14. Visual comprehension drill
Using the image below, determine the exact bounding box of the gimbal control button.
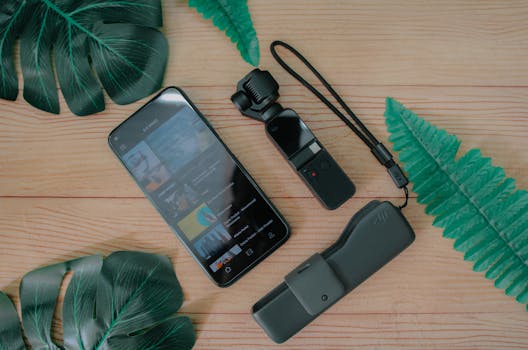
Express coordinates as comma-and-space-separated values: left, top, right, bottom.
309, 142, 321, 154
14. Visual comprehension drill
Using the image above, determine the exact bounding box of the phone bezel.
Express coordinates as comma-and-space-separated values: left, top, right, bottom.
108, 87, 290, 287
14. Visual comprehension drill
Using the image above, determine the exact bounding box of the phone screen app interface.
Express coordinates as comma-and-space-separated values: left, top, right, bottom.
118, 105, 285, 280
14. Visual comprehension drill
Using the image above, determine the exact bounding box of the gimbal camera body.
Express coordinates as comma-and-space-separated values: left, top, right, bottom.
232, 69, 355, 210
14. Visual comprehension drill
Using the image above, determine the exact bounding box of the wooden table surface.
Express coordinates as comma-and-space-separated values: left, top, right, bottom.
1, 1, 528, 349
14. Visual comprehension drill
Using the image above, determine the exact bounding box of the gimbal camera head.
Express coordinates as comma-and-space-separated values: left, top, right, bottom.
231, 69, 284, 123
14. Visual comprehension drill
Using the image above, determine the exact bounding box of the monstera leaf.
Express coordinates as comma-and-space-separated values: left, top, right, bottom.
0, 251, 195, 349
0, 292, 25, 350
189, 0, 260, 66
384, 97, 528, 311
0, 0, 168, 116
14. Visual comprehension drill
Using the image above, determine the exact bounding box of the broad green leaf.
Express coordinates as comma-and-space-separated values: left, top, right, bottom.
0, 292, 25, 350
90, 251, 194, 350
189, 0, 260, 66
20, 256, 100, 350
10, 251, 195, 349
62, 255, 103, 350
20, 2, 60, 114
384, 97, 528, 311
104, 316, 195, 350
20, 258, 71, 350
0, 1, 26, 101
1, 0, 167, 116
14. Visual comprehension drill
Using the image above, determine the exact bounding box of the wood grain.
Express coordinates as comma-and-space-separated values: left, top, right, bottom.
1, 0, 527, 349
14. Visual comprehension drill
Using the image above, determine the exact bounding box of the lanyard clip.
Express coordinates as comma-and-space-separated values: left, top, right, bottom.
371, 143, 409, 188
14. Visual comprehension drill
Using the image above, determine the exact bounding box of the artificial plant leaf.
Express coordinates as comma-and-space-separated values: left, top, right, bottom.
0, 0, 167, 116
88, 22, 168, 106
90, 251, 195, 350
62, 255, 103, 350
11, 251, 195, 349
189, 0, 260, 66
0, 1, 26, 101
384, 97, 528, 311
105, 317, 195, 350
0, 292, 26, 350
20, 2, 60, 114
20, 256, 100, 350
20, 258, 69, 350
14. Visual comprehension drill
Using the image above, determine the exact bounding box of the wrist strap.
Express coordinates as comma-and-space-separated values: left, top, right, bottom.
252, 201, 415, 343
270, 41, 409, 208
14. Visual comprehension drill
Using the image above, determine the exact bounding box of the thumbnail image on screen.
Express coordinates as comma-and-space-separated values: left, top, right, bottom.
193, 224, 232, 260
123, 141, 171, 192
177, 203, 217, 240
160, 183, 200, 219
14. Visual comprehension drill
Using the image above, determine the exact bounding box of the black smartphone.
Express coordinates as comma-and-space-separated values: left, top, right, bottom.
108, 87, 290, 287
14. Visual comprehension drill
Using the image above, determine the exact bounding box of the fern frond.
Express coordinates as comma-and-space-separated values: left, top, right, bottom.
188, 0, 260, 66
384, 97, 528, 311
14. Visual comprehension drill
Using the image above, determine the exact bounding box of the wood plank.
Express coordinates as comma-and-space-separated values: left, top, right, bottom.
1, 85, 526, 198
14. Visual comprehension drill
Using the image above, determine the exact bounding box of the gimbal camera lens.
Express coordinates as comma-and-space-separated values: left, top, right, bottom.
269, 124, 279, 133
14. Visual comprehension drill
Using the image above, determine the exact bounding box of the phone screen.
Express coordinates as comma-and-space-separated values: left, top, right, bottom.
109, 88, 289, 286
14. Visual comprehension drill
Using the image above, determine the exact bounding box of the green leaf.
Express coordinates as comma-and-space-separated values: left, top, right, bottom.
1, 0, 168, 116
90, 251, 194, 350
384, 97, 528, 311
0, 1, 26, 101
0, 292, 25, 350
20, 257, 72, 349
189, 0, 260, 66
3, 251, 196, 349
62, 255, 103, 350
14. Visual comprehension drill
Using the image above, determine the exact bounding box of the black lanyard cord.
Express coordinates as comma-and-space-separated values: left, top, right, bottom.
270, 40, 409, 209
270, 41, 378, 149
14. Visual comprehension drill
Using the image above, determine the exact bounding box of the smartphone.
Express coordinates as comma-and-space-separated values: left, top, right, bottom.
108, 87, 290, 287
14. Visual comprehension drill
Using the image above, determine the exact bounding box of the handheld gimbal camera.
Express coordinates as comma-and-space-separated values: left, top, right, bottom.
231, 69, 355, 210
